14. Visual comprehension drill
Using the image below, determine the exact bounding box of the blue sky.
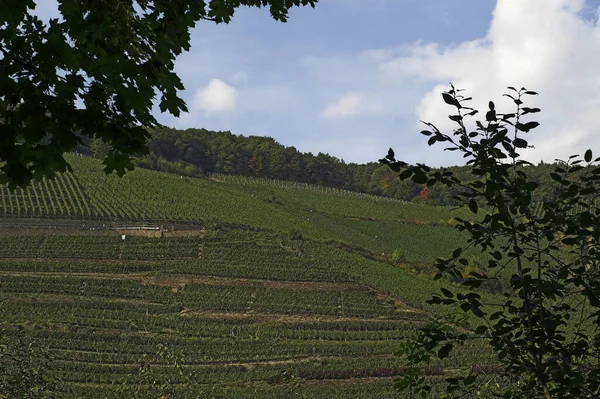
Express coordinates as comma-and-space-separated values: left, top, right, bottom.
34, 0, 600, 166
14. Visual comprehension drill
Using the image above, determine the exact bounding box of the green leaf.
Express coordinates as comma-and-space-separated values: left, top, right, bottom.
471, 303, 484, 318
437, 344, 452, 359
468, 199, 478, 214
440, 288, 454, 298
474, 325, 488, 334
485, 109, 496, 122
442, 92, 457, 107
585, 149, 592, 163
524, 181, 538, 191
412, 171, 428, 184
386, 148, 395, 160
561, 236, 578, 246
489, 311, 503, 320
464, 375, 477, 385
521, 107, 541, 114
550, 173, 562, 182
579, 211, 594, 227
399, 169, 413, 180
515, 121, 540, 132
513, 138, 528, 148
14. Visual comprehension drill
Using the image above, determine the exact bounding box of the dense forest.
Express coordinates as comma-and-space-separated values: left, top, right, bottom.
83, 127, 561, 206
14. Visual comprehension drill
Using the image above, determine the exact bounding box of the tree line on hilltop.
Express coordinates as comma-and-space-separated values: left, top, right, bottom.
83, 127, 564, 207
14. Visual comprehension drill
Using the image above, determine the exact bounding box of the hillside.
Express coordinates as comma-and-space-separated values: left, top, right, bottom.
97, 126, 559, 206
0, 155, 498, 398
2, 154, 476, 269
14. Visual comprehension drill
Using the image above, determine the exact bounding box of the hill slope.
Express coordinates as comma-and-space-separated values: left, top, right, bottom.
0, 155, 497, 398
2, 154, 473, 265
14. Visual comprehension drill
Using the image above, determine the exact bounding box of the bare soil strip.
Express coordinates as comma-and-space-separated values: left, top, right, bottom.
51, 349, 362, 368
0, 270, 360, 292
178, 309, 422, 323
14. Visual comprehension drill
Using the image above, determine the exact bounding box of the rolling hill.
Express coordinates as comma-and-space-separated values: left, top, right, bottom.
0, 154, 497, 398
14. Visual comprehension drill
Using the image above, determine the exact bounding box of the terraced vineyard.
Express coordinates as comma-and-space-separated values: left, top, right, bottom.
0, 155, 501, 397
0, 154, 472, 263
0, 229, 498, 398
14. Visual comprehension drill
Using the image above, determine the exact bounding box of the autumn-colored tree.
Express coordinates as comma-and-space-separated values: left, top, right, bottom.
419, 186, 431, 202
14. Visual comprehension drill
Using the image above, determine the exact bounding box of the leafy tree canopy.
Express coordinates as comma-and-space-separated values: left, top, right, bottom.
383, 85, 600, 398
0, 0, 318, 189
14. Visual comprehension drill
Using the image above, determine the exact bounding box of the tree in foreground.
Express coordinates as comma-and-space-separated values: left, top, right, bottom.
382, 85, 600, 398
0, 0, 318, 189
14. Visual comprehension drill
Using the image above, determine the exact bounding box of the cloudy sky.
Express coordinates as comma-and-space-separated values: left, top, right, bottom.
34, 0, 600, 166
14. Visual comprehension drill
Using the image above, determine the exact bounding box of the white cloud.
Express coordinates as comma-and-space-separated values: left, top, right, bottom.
320, 91, 383, 119
378, 0, 600, 164
230, 71, 249, 84
159, 0, 600, 166
189, 79, 239, 116
321, 92, 361, 119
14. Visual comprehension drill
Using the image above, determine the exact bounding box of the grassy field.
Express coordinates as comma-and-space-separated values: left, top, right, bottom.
0, 155, 499, 398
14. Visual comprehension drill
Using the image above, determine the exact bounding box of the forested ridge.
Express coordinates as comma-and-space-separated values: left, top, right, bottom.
85, 126, 563, 206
